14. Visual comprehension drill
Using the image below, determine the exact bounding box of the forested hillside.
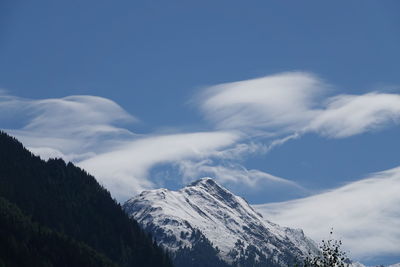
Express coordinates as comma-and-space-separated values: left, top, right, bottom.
0, 131, 172, 267
0, 196, 116, 267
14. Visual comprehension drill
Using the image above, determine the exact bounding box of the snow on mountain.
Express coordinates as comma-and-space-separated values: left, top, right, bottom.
349, 262, 366, 267
123, 178, 319, 266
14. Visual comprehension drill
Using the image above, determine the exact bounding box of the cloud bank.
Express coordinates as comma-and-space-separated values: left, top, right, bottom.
1, 71, 400, 205
0, 92, 298, 200
254, 167, 400, 260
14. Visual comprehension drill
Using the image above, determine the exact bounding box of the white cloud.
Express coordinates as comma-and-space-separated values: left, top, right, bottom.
1, 94, 136, 161
254, 167, 400, 261
307, 93, 400, 138
197, 72, 400, 139
2, 72, 400, 205
177, 159, 301, 189
78, 131, 239, 200
198, 71, 326, 133
1, 92, 249, 201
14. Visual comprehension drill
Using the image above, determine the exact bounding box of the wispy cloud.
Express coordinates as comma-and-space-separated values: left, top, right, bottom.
254, 166, 400, 260
79, 131, 240, 200
0, 92, 249, 200
197, 72, 400, 139
307, 93, 400, 138
177, 159, 301, 188
1, 71, 400, 204
1, 94, 136, 162
197, 71, 326, 133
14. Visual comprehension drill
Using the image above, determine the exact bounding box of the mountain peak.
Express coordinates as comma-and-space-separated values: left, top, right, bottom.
124, 178, 319, 267
188, 177, 219, 188
184, 177, 237, 205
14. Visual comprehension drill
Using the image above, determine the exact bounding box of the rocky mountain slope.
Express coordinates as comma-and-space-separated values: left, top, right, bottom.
124, 178, 319, 267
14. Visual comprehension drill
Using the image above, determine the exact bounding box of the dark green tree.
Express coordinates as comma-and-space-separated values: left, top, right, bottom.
0, 196, 116, 267
0, 131, 172, 267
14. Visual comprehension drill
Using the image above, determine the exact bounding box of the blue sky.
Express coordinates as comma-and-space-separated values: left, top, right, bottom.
1, 1, 400, 265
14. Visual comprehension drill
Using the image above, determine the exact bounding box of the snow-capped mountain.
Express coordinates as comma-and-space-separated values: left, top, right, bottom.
123, 178, 319, 267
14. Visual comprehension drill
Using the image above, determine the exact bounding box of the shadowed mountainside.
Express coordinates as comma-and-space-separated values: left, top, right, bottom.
0, 131, 172, 267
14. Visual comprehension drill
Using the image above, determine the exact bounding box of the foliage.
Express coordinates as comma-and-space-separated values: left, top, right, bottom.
0, 196, 116, 267
303, 231, 349, 267
0, 131, 172, 267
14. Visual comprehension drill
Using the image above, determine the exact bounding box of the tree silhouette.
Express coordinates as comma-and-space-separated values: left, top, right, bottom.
303, 230, 349, 267
0, 131, 173, 267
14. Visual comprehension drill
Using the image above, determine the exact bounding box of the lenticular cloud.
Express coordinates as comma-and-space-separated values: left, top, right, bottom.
197, 72, 400, 139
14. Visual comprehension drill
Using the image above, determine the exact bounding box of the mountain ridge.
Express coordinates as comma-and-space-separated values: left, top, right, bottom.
124, 177, 319, 267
